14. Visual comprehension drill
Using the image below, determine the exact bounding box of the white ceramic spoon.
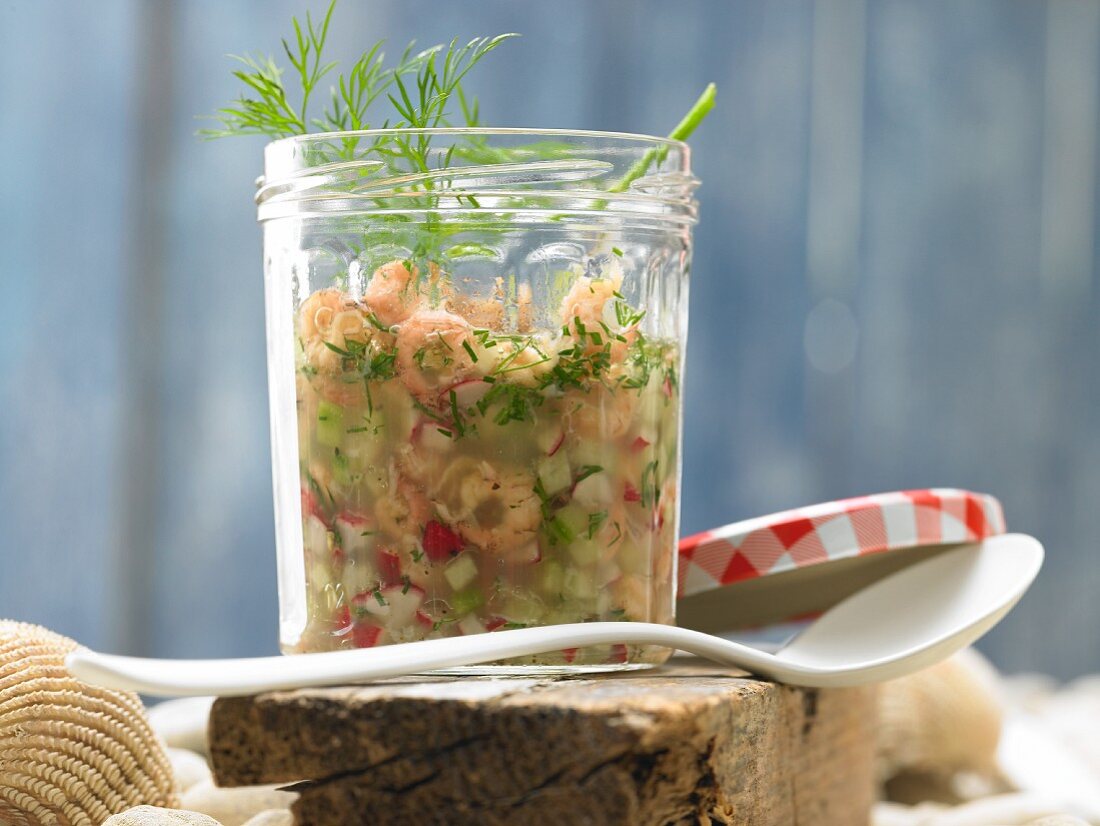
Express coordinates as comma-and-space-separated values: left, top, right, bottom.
66, 534, 1041, 697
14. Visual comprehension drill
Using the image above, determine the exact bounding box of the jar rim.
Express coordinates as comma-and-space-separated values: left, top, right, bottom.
266, 126, 690, 153
258, 127, 698, 227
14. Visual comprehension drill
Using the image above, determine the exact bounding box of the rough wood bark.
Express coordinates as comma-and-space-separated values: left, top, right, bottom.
208, 660, 874, 825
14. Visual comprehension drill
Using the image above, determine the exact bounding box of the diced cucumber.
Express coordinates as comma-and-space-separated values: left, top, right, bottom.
549, 503, 588, 545
568, 441, 615, 471
451, 588, 484, 616
567, 537, 602, 567
537, 452, 572, 497
539, 560, 564, 596
316, 401, 344, 447
499, 590, 545, 624
332, 451, 354, 487
458, 614, 487, 635
562, 567, 597, 601
444, 553, 478, 591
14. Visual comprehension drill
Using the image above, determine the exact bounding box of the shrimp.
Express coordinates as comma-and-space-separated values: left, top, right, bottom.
612, 575, 652, 620
375, 476, 431, 543
566, 384, 638, 440
298, 288, 373, 374
560, 273, 624, 330
430, 458, 541, 555
492, 334, 557, 388
362, 260, 423, 327
559, 274, 638, 359
394, 309, 481, 400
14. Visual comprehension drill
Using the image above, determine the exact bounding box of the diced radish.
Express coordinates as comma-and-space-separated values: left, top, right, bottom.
359, 584, 426, 629
444, 379, 491, 411
536, 424, 565, 456
631, 435, 651, 452
458, 614, 487, 636
653, 505, 666, 532
512, 541, 541, 564
415, 610, 434, 629
377, 549, 402, 585
485, 616, 507, 632
572, 473, 613, 508
419, 421, 455, 452
302, 514, 330, 557
662, 375, 674, 399
422, 520, 464, 560
623, 483, 642, 503
562, 647, 578, 664
352, 622, 384, 648
335, 511, 375, 556
301, 488, 327, 522
342, 559, 379, 599
537, 452, 572, 497
444, 553, 478, 590
609, 643, 628, 664
334, 604, 352, 632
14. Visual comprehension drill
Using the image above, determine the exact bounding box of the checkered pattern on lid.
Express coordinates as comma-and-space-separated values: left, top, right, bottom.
677, 489, 1005, 599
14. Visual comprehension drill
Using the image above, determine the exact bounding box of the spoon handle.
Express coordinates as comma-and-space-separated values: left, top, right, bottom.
66, 622, 785, 697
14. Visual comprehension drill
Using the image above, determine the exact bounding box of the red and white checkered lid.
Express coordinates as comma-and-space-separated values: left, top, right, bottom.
677, 488, 1005, 599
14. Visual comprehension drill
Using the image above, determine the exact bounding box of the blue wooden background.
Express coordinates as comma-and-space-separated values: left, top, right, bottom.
2, 0, 1098, 678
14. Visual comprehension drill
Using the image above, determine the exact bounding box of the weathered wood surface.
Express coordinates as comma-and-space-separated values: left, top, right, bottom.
208, 660, 875, 825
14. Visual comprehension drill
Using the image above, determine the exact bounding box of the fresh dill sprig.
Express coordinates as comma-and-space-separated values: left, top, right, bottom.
200, 1, 338, 138
200, 0, 516, 143
608, 82, 717, 193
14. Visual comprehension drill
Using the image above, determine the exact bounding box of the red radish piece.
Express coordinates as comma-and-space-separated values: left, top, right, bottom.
302, 513, 330, 557
301, 487, 327, 522
359, 584, 426, 629
377, 549, 402, 585
609, 643, 628, 664
662, 375, 674, 399
624, 483, 642, 503
485, 616, 507, 632
537, 424, 565, 456
517, 542, 541, 564
444, 379, 491, 411
352, 622, 384, 648
631, 435, 651, 452
562, 647, 578, 664
415, 610, 434, 629
334, 605, 352, 632
416, 419, 455, 452
422, 520, 464, 560
335, 511, 374, 555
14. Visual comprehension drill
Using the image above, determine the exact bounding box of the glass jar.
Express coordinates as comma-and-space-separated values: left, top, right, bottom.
258, 128, 698, 670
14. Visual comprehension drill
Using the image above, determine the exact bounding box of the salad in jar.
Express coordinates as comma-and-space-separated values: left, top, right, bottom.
294, 260, 680, 664
208, 0, 711, 668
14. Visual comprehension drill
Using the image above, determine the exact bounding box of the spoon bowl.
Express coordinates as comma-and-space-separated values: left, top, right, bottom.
66, 534, 1042, 696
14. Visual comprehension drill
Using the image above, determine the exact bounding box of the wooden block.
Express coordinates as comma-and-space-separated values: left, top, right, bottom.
209, 660, 875, 825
